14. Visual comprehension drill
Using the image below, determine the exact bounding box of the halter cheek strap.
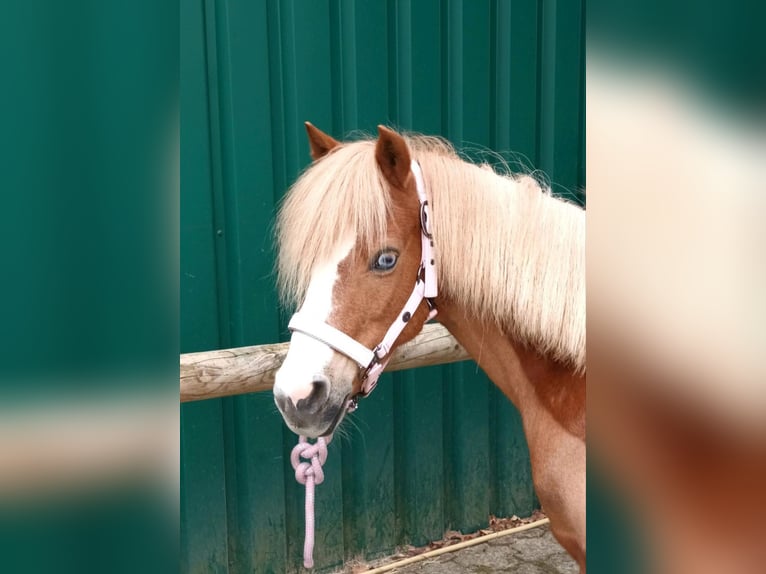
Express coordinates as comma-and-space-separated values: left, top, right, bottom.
287, 159, 437, 403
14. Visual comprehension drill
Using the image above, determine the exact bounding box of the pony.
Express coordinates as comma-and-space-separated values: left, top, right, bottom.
273, 123, 586, 571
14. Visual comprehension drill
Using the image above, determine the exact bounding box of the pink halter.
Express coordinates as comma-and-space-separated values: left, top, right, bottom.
288, 159, 437, 406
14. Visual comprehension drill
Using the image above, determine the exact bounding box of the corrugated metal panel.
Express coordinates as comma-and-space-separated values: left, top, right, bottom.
181, 1, 584, 572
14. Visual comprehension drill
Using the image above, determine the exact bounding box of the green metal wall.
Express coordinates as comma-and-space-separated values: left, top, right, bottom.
181, 1, 584, 572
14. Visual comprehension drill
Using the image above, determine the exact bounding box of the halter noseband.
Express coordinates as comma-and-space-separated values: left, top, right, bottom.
287, 159, 437, 408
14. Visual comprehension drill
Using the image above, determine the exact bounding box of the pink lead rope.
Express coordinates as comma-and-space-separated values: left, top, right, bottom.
290, 435, 330, 569
288, 160, 437, 568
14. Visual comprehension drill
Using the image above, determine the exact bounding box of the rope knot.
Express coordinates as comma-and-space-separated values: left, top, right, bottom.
290, 436, 328, 485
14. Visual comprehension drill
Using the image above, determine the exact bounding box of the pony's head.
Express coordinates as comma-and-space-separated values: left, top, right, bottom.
273, 124, 435, 437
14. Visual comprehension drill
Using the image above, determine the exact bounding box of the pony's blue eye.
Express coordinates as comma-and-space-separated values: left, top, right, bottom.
372, 250, 398, 272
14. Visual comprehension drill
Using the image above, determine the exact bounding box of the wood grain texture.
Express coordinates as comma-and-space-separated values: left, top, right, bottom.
180, 323, 470, 402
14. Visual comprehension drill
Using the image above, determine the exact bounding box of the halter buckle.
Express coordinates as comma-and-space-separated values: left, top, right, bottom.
360, 348, 381, 385
420, 200, 433, 238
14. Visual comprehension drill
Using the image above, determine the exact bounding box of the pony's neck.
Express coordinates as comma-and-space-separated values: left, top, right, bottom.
420, 153, 586, 372
436, 303, 586, 439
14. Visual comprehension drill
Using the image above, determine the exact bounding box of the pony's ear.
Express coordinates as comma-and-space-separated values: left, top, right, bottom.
375, 125, 412, 190
305, 121, 341, 161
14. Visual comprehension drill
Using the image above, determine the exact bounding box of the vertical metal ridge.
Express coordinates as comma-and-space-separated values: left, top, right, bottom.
339, 0, 358, 130
221, 398, 241, 574
493, 0, 511, 152
395, 1, 412, 127
393, 369, 406, 542
540, 0, 558, 178
488, 0, 497, 150
438, 0, 448, 134
329, 1, 343, 135
279, 1, 299, 180
442, 363, 458, 530
203, 0, 232, 351
444, 0, 464, 141
340, 435, 355, 561
213, 0, 245, 348
534, 0, 544, 168
385, 0, 398, 124
266, 0, 286, 209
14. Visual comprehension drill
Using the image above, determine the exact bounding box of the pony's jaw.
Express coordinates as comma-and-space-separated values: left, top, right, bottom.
274, 237, 355, 437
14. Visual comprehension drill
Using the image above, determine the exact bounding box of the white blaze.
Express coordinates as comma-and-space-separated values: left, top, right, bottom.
274, 237, 354, 404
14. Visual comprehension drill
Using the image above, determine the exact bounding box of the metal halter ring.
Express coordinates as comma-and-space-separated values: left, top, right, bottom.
419, 200, 433, 239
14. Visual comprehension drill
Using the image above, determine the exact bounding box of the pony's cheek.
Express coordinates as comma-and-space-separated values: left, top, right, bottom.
325, 352, 362, 394
398, 303, 433, 345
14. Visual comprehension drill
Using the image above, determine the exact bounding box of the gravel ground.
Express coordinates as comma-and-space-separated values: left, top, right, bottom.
333, 523, 577, 574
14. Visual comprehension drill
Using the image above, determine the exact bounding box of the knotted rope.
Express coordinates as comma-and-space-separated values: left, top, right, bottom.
290, 434, 331, 569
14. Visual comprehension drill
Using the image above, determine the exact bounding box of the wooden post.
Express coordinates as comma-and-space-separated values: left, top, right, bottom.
180, 323, 470, 402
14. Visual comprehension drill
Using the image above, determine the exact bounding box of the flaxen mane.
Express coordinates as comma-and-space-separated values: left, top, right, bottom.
276, 135, 585, 371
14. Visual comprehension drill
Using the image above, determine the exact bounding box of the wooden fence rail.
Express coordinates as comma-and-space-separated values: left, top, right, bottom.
180, 323, 471, 402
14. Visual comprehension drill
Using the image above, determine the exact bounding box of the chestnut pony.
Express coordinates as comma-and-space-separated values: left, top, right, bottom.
273, 124, 586, 571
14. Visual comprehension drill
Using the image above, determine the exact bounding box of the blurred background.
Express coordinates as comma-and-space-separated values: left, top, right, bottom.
588, 1, 766, 573
0, 1, 178, 573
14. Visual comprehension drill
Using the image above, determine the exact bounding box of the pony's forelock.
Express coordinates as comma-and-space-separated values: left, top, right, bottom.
276, 140, 391, 308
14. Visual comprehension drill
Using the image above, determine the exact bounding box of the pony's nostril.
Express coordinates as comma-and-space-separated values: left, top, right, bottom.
273, 388, 292, 414
297, 375, 330, 413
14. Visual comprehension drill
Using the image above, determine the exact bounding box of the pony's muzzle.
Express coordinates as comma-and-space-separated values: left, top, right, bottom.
274, 374, 330, 413
273, 374, 343, 437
